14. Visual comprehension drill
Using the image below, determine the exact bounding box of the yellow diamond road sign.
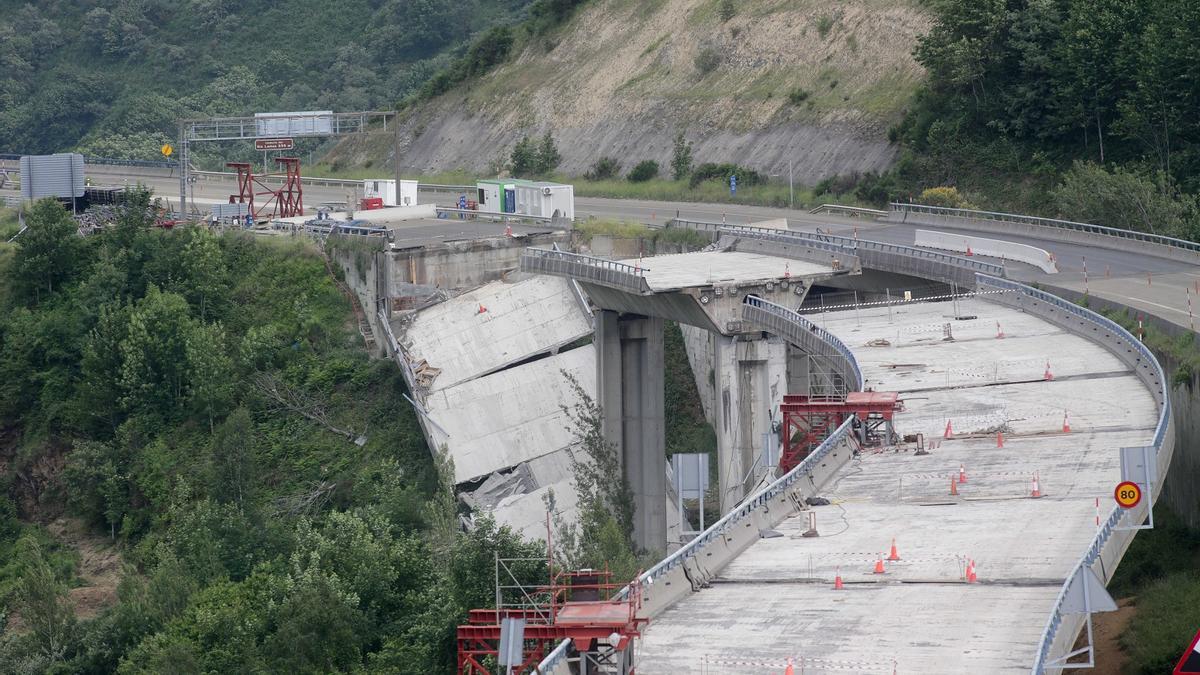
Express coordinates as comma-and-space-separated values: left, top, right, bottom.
161, 144, 173, 157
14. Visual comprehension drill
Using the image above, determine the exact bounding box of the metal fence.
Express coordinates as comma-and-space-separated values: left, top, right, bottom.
891, 202, 1200, 255
520, 248, 650, 294
975, 275, 1171, 674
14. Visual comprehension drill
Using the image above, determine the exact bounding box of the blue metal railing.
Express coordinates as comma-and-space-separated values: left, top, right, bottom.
977, 275, 1170, 674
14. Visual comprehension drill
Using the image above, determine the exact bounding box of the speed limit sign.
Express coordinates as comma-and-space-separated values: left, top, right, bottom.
1115, 481, 1142, 509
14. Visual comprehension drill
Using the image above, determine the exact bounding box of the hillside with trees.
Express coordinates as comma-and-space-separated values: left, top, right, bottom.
0, 0, 532, 160
0, 197, 556, 672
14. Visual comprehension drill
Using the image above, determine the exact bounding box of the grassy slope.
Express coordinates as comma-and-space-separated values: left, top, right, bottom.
462, 0, 928, 133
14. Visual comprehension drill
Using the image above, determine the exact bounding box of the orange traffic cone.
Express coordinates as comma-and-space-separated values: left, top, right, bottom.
873, 555, 886, 575
477, 303, 487, 314
833, 567, 844, 590
1031, 472, 1043, 498
887, 538, 901, 562
966, 559, 977, 583
965, 244, 974, 256
943, 419, 954, 439
784, 657, 795, 675
949, 476, 959, 496
958, 463, 968, 484
504, 224, 513, 237
996, 431, 1004, 448
1043, 360, 1054, 381
996, 321, 1005, 339
1062, 412, 1071, 434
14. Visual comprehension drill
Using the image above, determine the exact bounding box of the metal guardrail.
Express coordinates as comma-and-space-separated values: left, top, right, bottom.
809, 203, 888, 217
668, 217, 1005, 280
613, 301, 862, 601
617, 416, 857, 599
521, 248, 650, 294
892, 202, 1200, 255
434, 206, 563, 225
742, 295, 863, 391
536, 638, 574, 673
974, 275, 1170, 674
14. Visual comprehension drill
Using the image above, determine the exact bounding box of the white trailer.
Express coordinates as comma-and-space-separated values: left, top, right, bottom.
364, 179, 418, 207
514, 181, 574, 220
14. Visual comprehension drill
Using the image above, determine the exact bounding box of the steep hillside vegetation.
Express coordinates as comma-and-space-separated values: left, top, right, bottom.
0, 0, 531, 159
367, 0, 930, 183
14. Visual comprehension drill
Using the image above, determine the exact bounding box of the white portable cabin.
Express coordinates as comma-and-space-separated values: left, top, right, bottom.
514, 181, 574, 220
363, 179, 418, 207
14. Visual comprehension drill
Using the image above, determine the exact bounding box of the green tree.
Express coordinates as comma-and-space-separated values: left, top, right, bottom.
671, 131, 693, 180
510, 135, 538, 177
537, 131, 561, 174
177, 226, 229, 322
10, 198, 80, 303
63, 440, 128, 539
263, 573, 365, 674
553, 373, 640, 578
209, 408, 257, 508
1050, 161, 1198, 237
118, 286, 196, 420
185, 322, 234, 431
16, 535, 75, 661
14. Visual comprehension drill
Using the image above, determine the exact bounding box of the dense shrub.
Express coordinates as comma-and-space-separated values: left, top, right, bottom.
627, 160, 659, 182
586, 157, 620, 180
689, 162, 763, 188
694, 45, 721, 75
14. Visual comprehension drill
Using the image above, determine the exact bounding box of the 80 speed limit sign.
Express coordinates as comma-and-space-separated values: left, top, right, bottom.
1115, 481, 1142, 509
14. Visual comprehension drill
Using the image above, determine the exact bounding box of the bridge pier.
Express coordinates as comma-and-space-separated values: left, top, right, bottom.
595, 310, 666, 552
711, 334, 789, 512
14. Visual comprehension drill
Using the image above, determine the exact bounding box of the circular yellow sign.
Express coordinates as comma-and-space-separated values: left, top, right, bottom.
161, 144, 174, 157
1114, 481, 1142, 509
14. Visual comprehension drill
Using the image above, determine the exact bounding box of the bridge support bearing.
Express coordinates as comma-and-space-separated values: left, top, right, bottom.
595, 310, 667, 551
713, 335, 788, 512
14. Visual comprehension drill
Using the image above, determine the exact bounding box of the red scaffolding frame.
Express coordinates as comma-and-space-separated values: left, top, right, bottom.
779, 391, 902, 472
225, 157, 304, 220
457, 564, 645, 674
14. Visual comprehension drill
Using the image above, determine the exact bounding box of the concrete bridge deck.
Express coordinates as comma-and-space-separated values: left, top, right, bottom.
638, 296, 1158, 673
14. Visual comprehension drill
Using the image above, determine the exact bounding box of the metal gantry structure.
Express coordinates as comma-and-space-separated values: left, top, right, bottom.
176, 111, 394, 217
778, 391, 901, 472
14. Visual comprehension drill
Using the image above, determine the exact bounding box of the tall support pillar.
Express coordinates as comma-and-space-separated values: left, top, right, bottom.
594, 311, 666, 552
714, 335, 788, 512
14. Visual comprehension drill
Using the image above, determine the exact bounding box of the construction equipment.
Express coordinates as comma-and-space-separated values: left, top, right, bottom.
778, 391, 902, 472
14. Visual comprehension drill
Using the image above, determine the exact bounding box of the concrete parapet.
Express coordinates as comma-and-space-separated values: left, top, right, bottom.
916, 228, 1058, 273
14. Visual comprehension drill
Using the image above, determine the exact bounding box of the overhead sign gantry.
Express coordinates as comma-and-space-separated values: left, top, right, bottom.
176, 110, 395, 216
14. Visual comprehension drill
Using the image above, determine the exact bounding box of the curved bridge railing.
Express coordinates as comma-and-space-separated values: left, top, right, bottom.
725, 225, 1004, 286
742, 295, 863, 393
664, 218, 1003, 286
520, 248, 650, 294
891, 203, 1200, 264
976, 275, 1172, 674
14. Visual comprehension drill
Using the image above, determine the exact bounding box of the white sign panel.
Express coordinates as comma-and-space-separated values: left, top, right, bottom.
254, 111, 333, 137
20, 153, 85, 199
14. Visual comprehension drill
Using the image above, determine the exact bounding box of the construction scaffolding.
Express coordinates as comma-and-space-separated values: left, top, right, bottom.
457, 553, 646, 674
778, 391, 902, 473
225, 158, 304, 219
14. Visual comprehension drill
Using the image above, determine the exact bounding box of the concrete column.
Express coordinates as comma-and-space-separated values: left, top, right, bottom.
594, 311, 667, 552
714, 335, 789, 512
